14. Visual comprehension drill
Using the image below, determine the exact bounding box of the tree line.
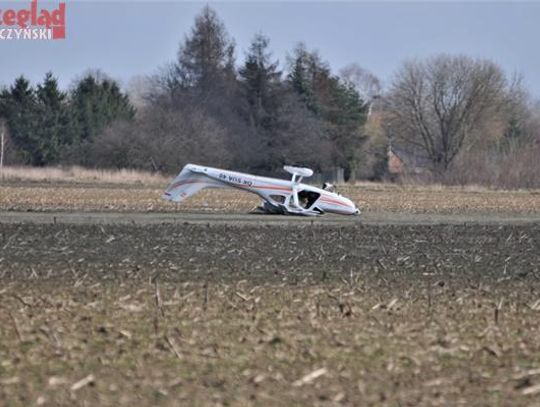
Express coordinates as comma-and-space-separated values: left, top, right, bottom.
0, 7, 369, 180
0, 72, 134, 167
1, 6, 538, 187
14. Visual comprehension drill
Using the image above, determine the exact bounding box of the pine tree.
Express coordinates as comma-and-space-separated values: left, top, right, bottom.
0, 76, 40, 164
35, 72, 71, 163
239, 34, 281, 130
329, 80, 369, 180
287, 44, 319, 114
70, 73, 135, 143
287, 44, 369, 180
176, 6, 236, 91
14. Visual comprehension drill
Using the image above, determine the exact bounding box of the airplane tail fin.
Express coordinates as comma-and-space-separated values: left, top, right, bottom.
162, 164, 223, 203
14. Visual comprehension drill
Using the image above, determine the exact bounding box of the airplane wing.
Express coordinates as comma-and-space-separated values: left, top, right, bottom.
162, 164, 224, 203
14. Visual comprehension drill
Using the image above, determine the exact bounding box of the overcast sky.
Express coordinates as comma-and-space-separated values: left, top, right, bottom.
1, 1, 539, 98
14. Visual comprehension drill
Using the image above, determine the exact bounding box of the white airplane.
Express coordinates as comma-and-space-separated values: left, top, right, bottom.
162, 163, 360, 216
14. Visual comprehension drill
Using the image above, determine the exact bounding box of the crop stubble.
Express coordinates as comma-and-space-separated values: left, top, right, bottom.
1, 182, 540, 214
1, 221, 539, 406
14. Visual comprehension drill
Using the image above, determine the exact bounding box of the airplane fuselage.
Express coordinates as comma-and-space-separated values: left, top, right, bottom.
180, 164, 360, 216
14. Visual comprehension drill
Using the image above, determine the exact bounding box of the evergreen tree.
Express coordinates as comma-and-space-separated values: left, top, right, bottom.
176, 6, 236, 91
162, 6, 248, 171
0, 76, 41, 164
70, 73, 135, 143
327, 80, 369, 180
287, 44, 369, 180
287, 43, 320, 114
35, 72, 71, 163
239, 34, 281, 130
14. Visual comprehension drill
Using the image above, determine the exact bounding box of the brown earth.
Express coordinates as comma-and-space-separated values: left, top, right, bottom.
1, 221, 540, 406
1, 180, 539, 406
1, 181, 539, 215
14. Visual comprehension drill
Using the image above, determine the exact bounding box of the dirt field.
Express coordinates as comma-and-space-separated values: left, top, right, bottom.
1, 181, 540, 215
1, 180, 540, 406
1, 220, 540, 406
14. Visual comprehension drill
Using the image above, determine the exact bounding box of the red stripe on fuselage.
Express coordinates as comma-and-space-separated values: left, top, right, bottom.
319, 197, 353, 208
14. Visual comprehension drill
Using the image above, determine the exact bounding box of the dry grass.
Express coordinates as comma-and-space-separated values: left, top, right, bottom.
0, 165, 168, 185
1, 165, 539, 215
3, 164, 537, 192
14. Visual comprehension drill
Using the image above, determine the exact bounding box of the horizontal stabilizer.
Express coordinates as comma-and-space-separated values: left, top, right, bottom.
283, 165, 313, 178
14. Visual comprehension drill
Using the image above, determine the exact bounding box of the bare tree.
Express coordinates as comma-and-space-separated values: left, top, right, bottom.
386, 55, 507, 172
126, 75, 153, 109
87, 103, 234, 174
340, 63, 382, 102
